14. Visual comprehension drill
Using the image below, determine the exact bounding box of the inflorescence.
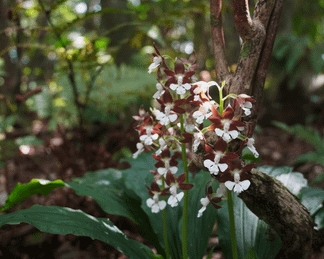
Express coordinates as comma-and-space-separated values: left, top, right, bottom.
133, 45, 259, 217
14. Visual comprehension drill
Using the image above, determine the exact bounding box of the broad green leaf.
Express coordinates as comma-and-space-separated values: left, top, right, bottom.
65, 167, 164, 256
245, 247, 257, 259
257, 166, 307, 195
294, 152, 324, 166
216, 194, 281, 259
0, 205, 152, 259
123, 153, 183, 258
0, 179, 65, 212
314, 207, 324, 230
187, 172, 218, 259
299, 187, 324, 215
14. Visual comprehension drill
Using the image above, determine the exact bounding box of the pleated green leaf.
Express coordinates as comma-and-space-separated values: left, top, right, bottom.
65, 166, 164, 256
0, 179, 65, 211
0, 205, 152, 259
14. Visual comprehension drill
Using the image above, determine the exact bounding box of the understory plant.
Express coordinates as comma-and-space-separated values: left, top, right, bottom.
1, 48, 323, 259
134, 46, 259, 259
1, 0, 324, 257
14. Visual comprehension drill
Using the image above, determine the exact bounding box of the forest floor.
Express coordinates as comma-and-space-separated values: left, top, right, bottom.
0, 123, 324, 259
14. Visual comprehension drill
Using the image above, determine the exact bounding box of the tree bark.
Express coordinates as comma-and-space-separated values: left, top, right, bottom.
209, 0, 322, 257
239, 169, 315, 258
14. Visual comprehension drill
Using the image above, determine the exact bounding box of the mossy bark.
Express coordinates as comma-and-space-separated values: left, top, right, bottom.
239, 169, 315, 259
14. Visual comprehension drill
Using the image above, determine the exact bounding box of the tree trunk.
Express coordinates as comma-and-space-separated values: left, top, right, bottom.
209, 0, 322, 257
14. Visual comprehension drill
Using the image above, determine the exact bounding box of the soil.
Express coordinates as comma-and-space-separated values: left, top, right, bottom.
0, 121, 324, 259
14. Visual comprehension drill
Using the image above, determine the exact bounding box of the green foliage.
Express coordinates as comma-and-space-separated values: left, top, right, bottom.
0, 205, 153, 259
273, 121, 324, 166
0, 179, 65, 212
271, 34, 312, 90
1, 157, 324, 258
15, 135, 44, 146
299, 187, 324, 215
27, 64, 156, 128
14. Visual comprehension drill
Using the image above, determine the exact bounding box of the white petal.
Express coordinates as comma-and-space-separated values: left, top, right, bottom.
176, 192, 184, 202
229, 130, 239, 139
167, 196, 176, 205
168, 114, 178, 122
248, 146, 259, 158
151, 134, 159, 140
139, 135, 147, 141
215, 128, 224, 137
136, 142, 144, 149
216, 184, 226, 197
197, 206, 206, 218
158, 200, 167, 210
233, 184, 244, 193
177, 86, 186, 95
144, 137, 153, 145
170, 166, 178, 174
222, 133, 231, 142
170, 84, 178, 91
204, 160, 215, 169
157, 168, 167, 176
193, 110, 202, 118
146, 198, 155, 207
153, 90, 163, 99
159, 116, 169, 125
200, 197, 210, 206
243, 108, 251, 116
156, 112, 164, 121
204, 160, 219, 175
170, 185, 177, 195
218, 163, 228, 172
183, 83, 192, 90
133, 150, 142, 159
151, 204, 160, 213
244, 101, 252, 109
240, 180, 251, 191
225, 181, 235, 191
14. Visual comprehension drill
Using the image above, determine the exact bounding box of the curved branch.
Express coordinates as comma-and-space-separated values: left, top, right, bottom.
233, 0, 253, 40
247, 0, 284, 137
228, 0, 277, 96
210, 0, 229, 83
239, 169, 315, 258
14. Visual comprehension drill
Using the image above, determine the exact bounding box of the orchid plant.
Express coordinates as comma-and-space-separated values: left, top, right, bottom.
133, 45, 259, 259
0, 46, 320, 259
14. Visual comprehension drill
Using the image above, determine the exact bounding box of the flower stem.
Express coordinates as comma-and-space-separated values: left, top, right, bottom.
161, 176, 170, 259
227, 189, 238, 259
219, 87, 224, 115
180, 113, 189, 259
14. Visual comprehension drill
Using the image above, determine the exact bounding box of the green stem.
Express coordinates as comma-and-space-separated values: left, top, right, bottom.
161, 176, 170, 259
219, 87, 224, 115
180, 113, 189, 259
227, 189, 238, 259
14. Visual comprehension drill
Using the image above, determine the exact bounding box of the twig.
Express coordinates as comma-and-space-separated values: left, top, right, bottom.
210, 0, 230, 83
15, 87, 42, 102
38, 0, 84, 128
232, 0, 253, 40
247, 0, 285, 137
